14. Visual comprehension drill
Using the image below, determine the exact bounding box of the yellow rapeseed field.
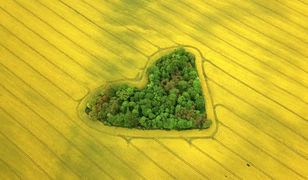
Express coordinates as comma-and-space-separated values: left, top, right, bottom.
0, 0, 307, 179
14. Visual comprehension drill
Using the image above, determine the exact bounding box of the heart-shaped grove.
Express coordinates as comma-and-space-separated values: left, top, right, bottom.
78, 46, 217, 138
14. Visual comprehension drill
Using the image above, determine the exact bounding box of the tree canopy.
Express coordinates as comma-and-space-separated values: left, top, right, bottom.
85, 48, 211, 130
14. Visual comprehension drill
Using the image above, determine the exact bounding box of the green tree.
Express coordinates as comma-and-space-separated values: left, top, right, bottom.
177, 80, 188, 91
195, 96, 205, 112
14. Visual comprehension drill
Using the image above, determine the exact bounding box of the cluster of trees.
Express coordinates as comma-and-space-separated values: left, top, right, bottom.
86, 48, 211, 130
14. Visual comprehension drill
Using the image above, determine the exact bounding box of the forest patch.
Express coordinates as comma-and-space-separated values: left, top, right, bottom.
85, 48, 211, 130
